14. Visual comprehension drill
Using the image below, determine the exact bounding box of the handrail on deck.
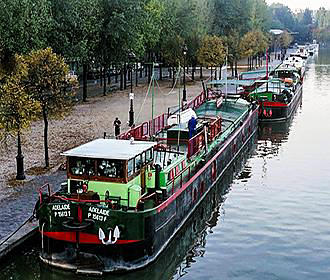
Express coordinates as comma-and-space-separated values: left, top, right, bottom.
187, 130, 205, 159
39, 183, 52, 204
119, 113, 168, 140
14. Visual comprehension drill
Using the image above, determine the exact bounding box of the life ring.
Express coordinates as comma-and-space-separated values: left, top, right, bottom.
62, 217, 95, 231
263, 108, 272, 118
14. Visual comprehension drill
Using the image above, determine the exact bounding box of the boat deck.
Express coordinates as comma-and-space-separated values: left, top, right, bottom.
157, 99, 250, 151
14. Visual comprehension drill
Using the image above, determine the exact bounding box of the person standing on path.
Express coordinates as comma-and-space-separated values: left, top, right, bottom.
114, 117, 122, 138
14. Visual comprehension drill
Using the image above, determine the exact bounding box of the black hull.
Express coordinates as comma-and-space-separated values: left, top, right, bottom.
40, 106, 259, 274
259, 84, 303, 122
39, 135, 258, 279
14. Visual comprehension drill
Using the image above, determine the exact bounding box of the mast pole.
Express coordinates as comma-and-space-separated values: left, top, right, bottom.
225, 55, 228, 102
266, 48, 269, 80
152, 62, 155, 135
266, 48, 269, 92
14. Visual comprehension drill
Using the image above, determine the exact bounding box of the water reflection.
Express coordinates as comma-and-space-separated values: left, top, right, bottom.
257, 117, 295, 158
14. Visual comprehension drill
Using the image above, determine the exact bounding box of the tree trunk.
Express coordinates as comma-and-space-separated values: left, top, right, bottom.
200, 66, 203, 79
100, 67, 103, 86
235, 59, 238, 78
108, 68, 111, 84
42, 106, 49, 168
124, 63, 127, 90
219, 64, 222, 80
231, 62, 234, 77
120, 68, 123, 90
215, 68, 217, 80
192, 65, 195, 81
148, 64, 151, 83
83, 64, 88, 102
169, 67, 172, 79
172, 67, 175, 87
159, 64, 162, 80
211, 67, 213, 79
135, 62, 138, 86
103, 67, 106, 96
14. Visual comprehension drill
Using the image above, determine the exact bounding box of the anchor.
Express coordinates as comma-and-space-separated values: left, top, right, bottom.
98, 226, 120, 245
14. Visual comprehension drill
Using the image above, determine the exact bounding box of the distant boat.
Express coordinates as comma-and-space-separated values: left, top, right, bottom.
248, 64, 303, 122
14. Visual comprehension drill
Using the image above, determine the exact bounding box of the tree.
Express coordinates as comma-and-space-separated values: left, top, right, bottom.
240, 30, 268, 69
197, 35, 226, 68
25, 48, 77, 168
49, 0, 102, 102
248, 0, 270, 32
97, 0, 147, 91
225, 31, 242, 77
0, 0, 52, 72
0, 55, 40, 179
279, 31, 293, 49
269, 3, 296, 31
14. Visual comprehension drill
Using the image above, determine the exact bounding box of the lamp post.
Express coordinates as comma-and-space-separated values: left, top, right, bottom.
16, 131, 25, 180
129, 92, 134, 127
183, 45, 188, 102
128, 52, 136, 128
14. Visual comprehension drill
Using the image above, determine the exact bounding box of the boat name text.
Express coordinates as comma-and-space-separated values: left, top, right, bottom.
88, 206, 109, 222
52, 204, 71, 217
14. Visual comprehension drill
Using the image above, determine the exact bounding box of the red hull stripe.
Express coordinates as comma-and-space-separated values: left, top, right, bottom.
42, 231, 140, 244
157, 108, 258, 212
261, 101, 287, 107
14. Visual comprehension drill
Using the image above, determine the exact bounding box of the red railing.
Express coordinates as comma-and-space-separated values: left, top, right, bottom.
39, 183, 52, 204
187, 130, 205, 158
119, 113, 168, 140
186, 91, 206, 110
149, 113, 167, 136
209, 117, 222, 142
167, 164, 192, 195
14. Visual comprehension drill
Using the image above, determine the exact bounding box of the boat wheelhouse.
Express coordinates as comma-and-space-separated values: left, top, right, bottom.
207, 79, 258, 98
239, 67, 273, 81
290, 45, 309, 60
249, 75, 302, 122
36, 90, 259, 274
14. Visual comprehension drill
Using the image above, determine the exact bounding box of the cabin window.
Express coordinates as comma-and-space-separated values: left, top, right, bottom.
135, 154, 142, 172
146, 149, 153, 162
69, 157, 95, 176
142, 152, 146, 165
70, 180, 82, 193
97, 159, 123, 178
128, 159, 134, 177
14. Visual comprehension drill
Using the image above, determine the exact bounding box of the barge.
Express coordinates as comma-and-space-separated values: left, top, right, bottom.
36, 90, 259, 274
248, 64, 303, 122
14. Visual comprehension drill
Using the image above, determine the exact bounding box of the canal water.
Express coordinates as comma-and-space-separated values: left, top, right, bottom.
1, 48, 330, 280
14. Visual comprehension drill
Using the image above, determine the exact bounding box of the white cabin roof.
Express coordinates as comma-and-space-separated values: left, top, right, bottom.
61, 139, 157, 160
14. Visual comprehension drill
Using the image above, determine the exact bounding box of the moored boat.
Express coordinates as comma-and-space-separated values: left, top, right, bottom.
35, 89, 259, 274
248, 64, 303, 122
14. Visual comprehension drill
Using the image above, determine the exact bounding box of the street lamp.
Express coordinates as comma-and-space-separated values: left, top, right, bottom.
128, 52, 136, 128
129, 92, 134, 127
183, 44, 188, 102
16, 131, 25, 180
